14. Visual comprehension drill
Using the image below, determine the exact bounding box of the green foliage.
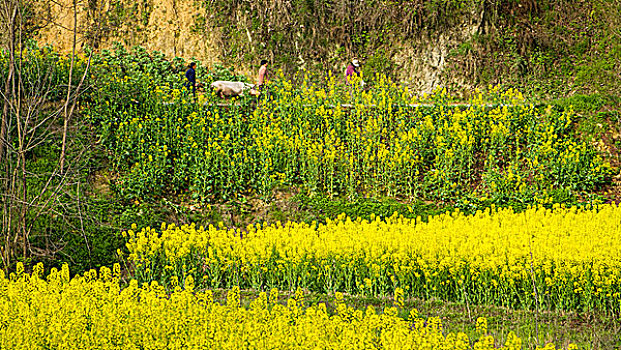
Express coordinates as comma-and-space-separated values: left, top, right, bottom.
445, 0, 621, 101
3, 42, 618, 275
549, 94, 620, 115
361, 49, 394, 81
0, 46, 132, 274
295, 194, 443, 223
83, 50, 611, 206
209, 63, 248, 83
0, 43, 84, 101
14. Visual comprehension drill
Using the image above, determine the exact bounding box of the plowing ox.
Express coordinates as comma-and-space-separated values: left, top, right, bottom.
210, 81, 259, 99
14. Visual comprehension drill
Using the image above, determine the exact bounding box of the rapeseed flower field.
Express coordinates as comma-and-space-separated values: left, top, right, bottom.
89, 62, 610, 203
0, 263, 571, 349
126, 204, 621, 313
3, 46, 615, 349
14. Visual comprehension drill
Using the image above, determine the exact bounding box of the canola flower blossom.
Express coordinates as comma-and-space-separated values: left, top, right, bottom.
126, 204, 621, 312
0, 263, 569, 349
89, 66, 610, 202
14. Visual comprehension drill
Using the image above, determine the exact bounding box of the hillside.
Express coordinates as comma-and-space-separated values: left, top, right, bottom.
0, 0, 616, 273
2, 2, 621, 347
36, 0, 621, 98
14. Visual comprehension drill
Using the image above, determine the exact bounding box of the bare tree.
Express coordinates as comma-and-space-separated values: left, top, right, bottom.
0, 0, 95, 272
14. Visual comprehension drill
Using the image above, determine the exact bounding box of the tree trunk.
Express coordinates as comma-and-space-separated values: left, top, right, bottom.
0, 1, 18, 271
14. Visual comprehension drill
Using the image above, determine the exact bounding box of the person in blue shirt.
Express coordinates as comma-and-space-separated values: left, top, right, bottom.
185, 62, 196, 96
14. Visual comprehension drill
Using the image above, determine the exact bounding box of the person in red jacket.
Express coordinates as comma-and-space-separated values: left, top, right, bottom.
345, 58, 360, 85
345, 58, 364, 100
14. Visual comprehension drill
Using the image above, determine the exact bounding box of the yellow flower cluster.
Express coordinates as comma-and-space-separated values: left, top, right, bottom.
126, 204, 621, 312
97, 73, 609, 201
0, 264, 565, 349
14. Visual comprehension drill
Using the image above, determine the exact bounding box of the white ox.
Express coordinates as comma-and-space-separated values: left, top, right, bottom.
210, 81, 260, 99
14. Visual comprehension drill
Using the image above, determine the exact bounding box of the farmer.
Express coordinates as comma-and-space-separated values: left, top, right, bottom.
345, 58, 364, 100
184, 62, 197, 96
345, 58, 361, 85
256, 59, 269, 92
